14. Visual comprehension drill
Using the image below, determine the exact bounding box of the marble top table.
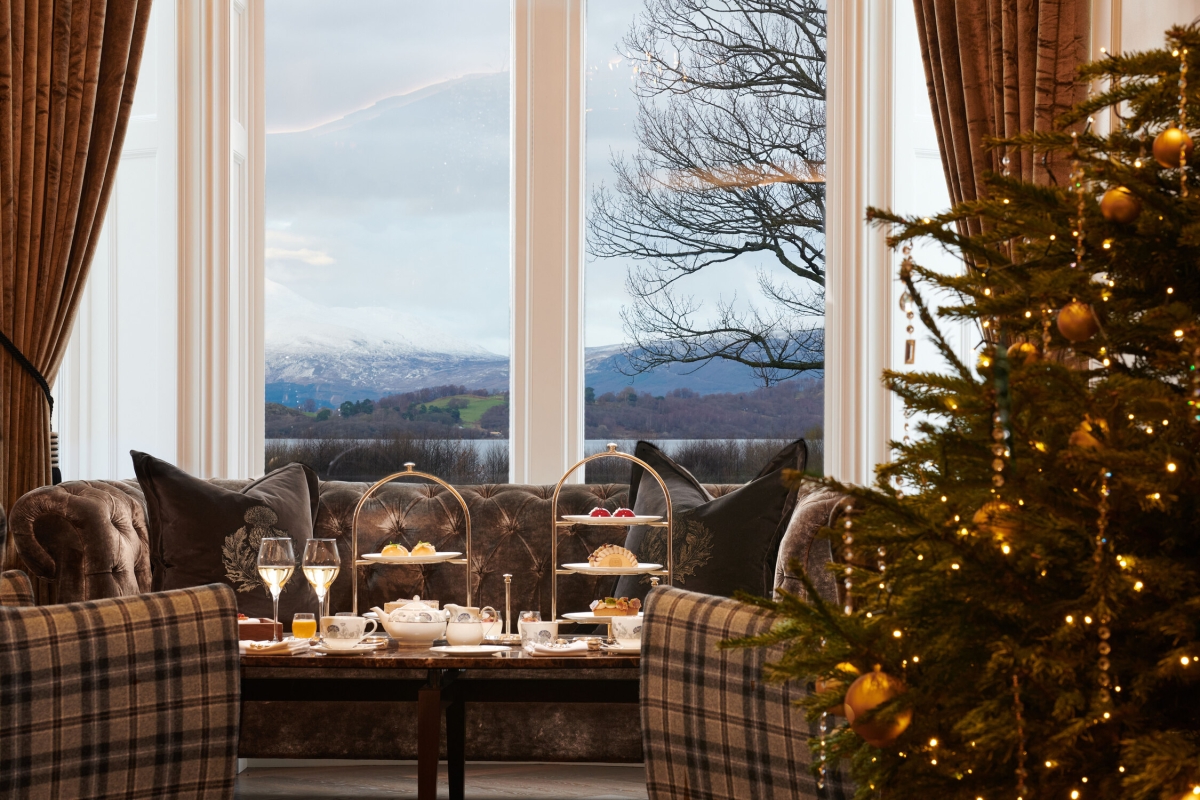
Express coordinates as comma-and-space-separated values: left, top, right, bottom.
241, 644, 641, 800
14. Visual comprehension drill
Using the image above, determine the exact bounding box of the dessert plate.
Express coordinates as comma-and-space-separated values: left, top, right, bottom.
361, 551, 462, 564
429, 645, 509, 657
311, 641, 386, 655
560, 562, 662, 576
561, 514, 662, 525
561, 611, 644, 624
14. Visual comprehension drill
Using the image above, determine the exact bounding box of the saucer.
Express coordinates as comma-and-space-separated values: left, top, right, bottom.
312, 641, 385, 655
601, 642, 642, 655
429, 645, 509, 657
484, 634, 522, 645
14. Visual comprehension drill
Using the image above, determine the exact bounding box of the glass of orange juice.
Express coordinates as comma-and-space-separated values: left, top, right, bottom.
292, 612, 317, 640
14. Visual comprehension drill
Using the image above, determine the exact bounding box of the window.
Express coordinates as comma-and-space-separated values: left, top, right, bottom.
583, 0, 827, 482
263, 0, 511, 483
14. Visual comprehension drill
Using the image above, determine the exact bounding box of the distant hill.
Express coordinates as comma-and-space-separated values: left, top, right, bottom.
265, 307, 809, 407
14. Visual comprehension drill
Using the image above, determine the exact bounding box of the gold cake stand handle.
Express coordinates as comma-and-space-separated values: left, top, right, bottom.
549, 443, 674, 622
350, 462, 473, 615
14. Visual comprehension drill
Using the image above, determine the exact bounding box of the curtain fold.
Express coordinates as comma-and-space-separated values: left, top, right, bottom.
913, 0, 1090, 236
1, 0, 153, 567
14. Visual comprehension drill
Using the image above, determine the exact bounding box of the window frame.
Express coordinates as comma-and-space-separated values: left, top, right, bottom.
58, 0, 953, 485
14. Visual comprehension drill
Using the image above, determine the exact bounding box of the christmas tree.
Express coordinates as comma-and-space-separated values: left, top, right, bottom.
731, 25, 1200, 800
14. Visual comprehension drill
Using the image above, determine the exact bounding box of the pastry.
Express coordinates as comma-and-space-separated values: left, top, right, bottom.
588, 507, 612, 518
410, 541, 437, 556
589, 597, 642, 616
381, 543, 409, 557
588, 544, 638, 568
613, 508, 636, 518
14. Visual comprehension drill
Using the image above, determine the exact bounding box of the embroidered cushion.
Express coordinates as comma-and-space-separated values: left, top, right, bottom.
612, 440, 798, 601
131, 451, 321, 621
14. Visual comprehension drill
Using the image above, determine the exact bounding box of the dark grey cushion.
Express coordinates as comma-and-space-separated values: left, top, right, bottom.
613, 441, 798, 601
132, 451, 321, 621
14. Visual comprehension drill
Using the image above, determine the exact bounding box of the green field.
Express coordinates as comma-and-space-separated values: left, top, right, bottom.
425, 394, 507, 426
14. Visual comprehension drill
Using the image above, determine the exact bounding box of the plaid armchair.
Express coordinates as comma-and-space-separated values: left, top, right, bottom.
0, 575, 241, 799
641, 586, 853, 800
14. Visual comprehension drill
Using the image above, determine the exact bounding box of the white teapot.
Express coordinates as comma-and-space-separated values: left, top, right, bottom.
370, 597, 448, 645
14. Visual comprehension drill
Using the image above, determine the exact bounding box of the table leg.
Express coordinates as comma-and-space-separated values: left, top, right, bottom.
417, 670, 442, 800
446, 686, 465, 800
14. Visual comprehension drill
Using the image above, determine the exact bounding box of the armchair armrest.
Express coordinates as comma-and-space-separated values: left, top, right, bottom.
0, 583, 241, 799
0, 570, 34, 606
641, 586, 852, 800
9, 480, 151, 603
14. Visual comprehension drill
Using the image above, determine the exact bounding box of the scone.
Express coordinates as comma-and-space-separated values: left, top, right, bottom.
588, 544, 637, 568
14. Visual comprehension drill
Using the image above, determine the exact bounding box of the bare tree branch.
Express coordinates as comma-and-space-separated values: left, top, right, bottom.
588, 0, 827, 384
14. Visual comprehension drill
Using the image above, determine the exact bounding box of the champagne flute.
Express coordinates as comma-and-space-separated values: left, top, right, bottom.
302, 538, 341, 621
257, 537, 295, 642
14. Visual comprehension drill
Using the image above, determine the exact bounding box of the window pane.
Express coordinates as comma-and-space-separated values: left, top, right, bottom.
585, 0, 827, 483
264, 1, 511, 484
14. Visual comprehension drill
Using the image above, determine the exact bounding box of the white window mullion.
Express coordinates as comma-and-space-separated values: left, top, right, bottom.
510, 0, 587, 485
177, 0, 263, 479
825, 0, 895, 486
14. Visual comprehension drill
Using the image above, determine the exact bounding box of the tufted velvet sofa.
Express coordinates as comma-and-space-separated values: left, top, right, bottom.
9, 476, 843, 763
6, 478, 748, 613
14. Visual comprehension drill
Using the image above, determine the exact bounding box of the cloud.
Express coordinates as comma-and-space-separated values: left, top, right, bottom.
265, 246, 336, 266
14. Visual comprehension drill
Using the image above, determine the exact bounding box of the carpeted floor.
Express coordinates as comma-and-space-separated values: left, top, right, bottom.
235, 762, 649, 800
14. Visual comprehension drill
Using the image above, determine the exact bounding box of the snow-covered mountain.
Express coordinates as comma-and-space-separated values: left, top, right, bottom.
265, 279, 509, 403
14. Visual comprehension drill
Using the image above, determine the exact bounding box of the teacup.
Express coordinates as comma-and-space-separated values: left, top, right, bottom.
518, 620, 559, 645
446, 620, 484, 647
610, 616, 643, 646
321, 615, 378, 650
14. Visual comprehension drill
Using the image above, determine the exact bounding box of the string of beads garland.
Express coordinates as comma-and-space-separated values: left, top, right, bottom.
817, 711, 829, 790
1057, 139, 1101, 344
1095, 470, 1115, 706
1180, 43, 1190, 197
1013, 674, 1028, 799
1153, 40, 1194, 172
842, 512, 854, 616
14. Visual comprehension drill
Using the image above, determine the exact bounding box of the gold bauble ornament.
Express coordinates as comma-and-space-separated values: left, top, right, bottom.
976, 350, 994, 373
973, 500, 1017, 540
1099, 186, 1142, 224
1069, 421, 1101, 449
1056, 301, 1100, 343
1154, 127, 1195, 168
844, 665, 912, 747
1007, 341, 1039, 365
815, 662, 860, 716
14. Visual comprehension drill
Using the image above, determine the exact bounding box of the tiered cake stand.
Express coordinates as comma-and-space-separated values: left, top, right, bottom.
350, 462, 472, 615
550, 443, 673, 623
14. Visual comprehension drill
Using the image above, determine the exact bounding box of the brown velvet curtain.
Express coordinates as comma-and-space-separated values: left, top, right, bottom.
913, 0, 1090, 235
1, 0, 153, 567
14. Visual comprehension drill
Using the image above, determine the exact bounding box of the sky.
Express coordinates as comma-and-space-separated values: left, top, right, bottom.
266, 0, 801, 359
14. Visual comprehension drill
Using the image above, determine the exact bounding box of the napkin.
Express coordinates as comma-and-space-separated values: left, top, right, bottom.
240, 639, 311, 656
524, 639, 590, 657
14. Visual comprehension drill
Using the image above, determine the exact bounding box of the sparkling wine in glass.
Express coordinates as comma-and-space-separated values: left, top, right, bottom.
257, 537, 295, 642
302, 538, 341, 621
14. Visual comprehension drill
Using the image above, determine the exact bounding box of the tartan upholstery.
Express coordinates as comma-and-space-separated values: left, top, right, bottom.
641, 586, 853, 800
0, 583, 241, 799
1, 569, 34, 607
